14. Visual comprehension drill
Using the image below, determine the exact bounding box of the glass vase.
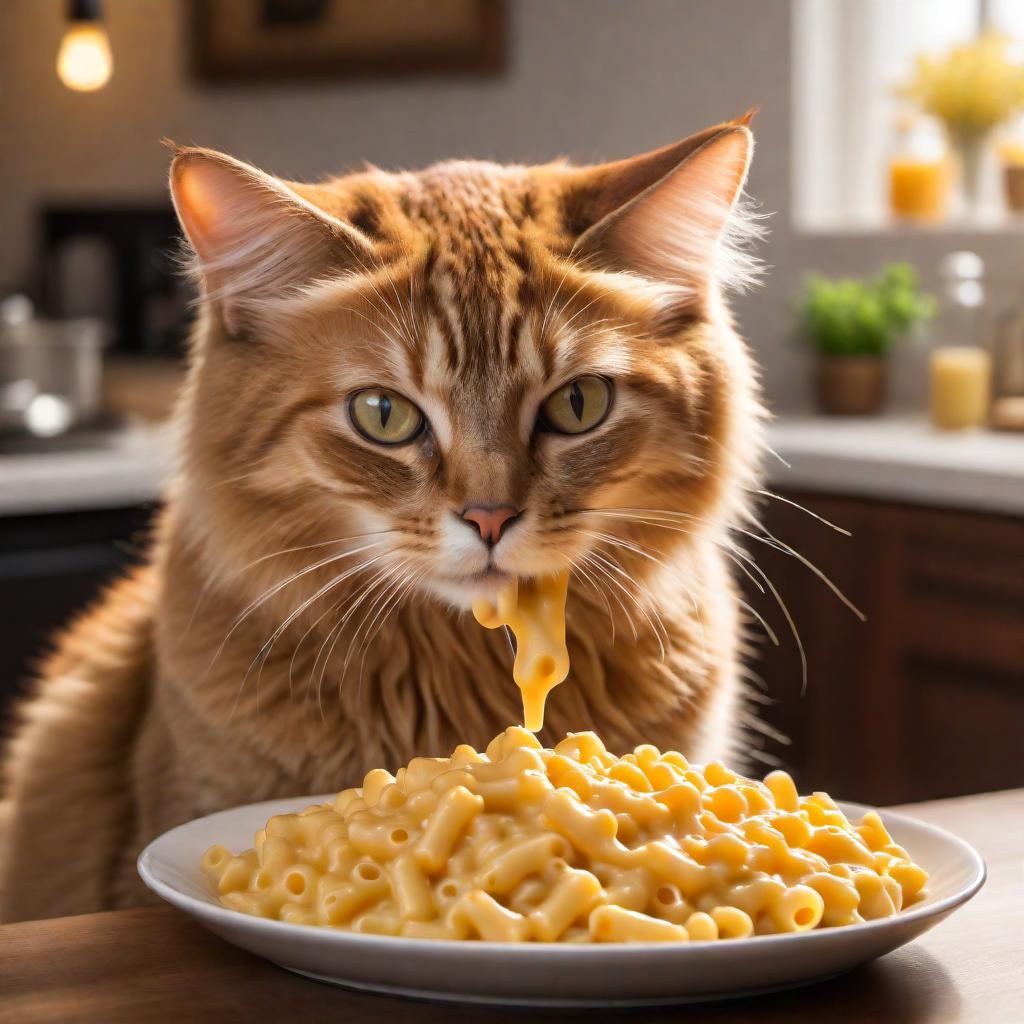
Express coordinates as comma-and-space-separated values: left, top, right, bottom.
950, 128, 991, 219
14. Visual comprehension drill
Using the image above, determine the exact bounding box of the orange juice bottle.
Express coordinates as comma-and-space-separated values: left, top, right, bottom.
888, 114, 949, 223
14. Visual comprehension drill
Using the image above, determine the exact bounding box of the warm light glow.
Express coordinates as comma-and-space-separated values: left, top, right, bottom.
56, 23, 113, 92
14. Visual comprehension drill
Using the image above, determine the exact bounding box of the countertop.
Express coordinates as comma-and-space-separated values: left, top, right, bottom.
766, 415, 1024, 515
2, 788, 1019, 1023
0, 422, 171, 517
0, 415, 1021, 517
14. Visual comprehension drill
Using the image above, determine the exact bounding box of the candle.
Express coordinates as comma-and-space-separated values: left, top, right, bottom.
930, 347, 991, 429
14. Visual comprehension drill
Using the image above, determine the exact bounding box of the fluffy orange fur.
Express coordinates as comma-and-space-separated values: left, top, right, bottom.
0, 117, 765, 921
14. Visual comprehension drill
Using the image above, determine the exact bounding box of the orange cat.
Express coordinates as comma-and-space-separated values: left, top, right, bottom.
0, 115, 764, 921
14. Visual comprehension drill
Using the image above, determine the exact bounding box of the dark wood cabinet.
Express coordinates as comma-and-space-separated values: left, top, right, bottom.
747, 493, 1024, 806
0, 507, 155, 723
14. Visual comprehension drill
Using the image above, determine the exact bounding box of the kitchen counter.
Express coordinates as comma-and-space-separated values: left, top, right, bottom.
0, 422, 172, 516
765, 415, 1024, 516
0, 415, 1021, 518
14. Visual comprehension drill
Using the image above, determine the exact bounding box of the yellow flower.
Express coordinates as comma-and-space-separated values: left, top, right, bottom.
898, 33, 1024, 136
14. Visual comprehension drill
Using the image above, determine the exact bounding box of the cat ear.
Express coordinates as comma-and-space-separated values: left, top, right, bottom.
566, 115, 758, 297
169, 146, 375, 335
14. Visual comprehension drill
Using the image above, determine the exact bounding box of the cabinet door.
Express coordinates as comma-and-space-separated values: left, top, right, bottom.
0, 507, 154, 722
746, 494, 1024, 805
874, 505, 1024, 802
739, 493, 878, 800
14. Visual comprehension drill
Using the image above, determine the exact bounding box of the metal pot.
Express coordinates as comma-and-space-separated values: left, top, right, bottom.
0, 301, 106, 436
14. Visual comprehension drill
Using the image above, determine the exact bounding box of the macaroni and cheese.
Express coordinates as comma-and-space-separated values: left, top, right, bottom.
203, 727, 928, 941
472, 571, 570, 732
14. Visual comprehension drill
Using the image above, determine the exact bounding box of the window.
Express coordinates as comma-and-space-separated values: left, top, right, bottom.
794, 0, 1024, 229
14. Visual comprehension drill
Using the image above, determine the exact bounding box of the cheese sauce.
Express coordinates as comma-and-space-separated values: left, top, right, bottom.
472, 571, 570, 731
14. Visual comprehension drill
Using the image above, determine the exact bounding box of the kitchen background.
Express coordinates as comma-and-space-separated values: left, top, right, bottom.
1, 0, 1021, 806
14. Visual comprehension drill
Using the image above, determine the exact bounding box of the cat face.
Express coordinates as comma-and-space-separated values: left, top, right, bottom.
171, 120, 762, 613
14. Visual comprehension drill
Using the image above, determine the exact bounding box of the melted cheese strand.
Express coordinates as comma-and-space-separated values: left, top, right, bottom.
472, 572, 570, 732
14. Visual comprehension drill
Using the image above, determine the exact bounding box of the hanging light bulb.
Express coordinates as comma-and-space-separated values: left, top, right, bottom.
57, 0, 113, 92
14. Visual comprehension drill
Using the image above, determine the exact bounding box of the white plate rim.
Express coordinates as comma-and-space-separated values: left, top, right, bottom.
138, 795, 987, 957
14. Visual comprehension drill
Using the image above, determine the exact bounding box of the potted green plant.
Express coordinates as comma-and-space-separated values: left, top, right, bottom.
800, 263, 936, 415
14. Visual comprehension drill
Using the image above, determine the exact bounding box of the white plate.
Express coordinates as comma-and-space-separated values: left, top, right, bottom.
138, 796, 985, 1007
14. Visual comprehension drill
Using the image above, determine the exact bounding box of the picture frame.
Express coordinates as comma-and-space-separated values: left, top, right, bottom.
190, 0, 506, 83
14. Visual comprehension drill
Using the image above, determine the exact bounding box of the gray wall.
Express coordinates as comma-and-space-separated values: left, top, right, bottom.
18, 0, 1005, 412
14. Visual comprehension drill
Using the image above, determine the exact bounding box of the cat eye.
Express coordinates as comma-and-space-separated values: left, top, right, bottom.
540, 376, 613, 435
349, 388, 425, 445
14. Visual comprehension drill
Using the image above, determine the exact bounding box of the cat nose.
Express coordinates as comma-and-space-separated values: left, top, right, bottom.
461, 505, 519, 546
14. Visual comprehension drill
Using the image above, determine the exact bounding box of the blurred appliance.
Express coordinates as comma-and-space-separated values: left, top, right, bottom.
0, 296, 106, 437
38, 206, 193, 359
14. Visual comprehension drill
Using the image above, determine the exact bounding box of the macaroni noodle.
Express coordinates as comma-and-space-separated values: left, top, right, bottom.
203, 728, 928, 942
472, 572, 570, 732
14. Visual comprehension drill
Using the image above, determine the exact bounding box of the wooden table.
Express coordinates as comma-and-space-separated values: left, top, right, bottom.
2, 789, 1021, 1023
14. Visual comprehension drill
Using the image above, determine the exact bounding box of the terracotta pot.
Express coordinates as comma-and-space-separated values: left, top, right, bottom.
816, 356, 887, 415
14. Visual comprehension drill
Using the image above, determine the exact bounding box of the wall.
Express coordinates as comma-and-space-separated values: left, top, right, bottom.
0, 0, 795, 407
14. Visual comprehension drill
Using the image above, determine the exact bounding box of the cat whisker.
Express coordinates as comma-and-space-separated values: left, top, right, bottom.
288, 593, 345, 699
762, 443, 792, 470
584, 508, 760, 602
596, 504, 862, 620
572, 317, 640, 346
231, 548, 394, 719
557, 292, 605, 338
345, 556, 423, 715
303, 559, 391, 720
204, 450, 279, 491
727, 542, 804, 691
578, 545, 668, 660
183, 530, 394, 641
757, 526, 865, 621
589, 547, 672, 662
384, 262, 422, 352
362, 249, 420, 350
346, 556, 413, 682
577, 527, 706, 658
540, 261, 579, 340
337, 304, 409, 353
241, 549, 394, 706
583, 509, 797, 682
752, 489, 851, 537
306, 609, 348, 719
577, 550, 638, 643
589, 511, 783, 654
207, 469, 266, 490
315, 558, 401, 711
364, 277, 413, 346
354, 562, 427, 701
502, 623, 517, 658
214, 538, 391, 691
345, 246, 419, 349
341, 247, 421, 345
567, 555, 616, 646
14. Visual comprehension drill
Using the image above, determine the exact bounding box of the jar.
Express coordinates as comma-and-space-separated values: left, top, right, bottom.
999, 113, 1024, 214
991, 287, 1024, 430
887, 113, 949, 223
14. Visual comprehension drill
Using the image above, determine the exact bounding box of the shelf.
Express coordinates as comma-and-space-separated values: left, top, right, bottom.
793, 213, 1024, 238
